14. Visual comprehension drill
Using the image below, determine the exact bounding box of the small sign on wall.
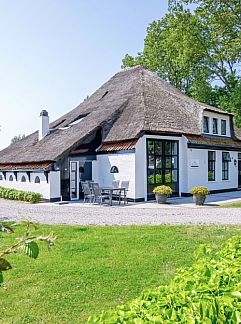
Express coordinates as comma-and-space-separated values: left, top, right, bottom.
190, 159, 200, 168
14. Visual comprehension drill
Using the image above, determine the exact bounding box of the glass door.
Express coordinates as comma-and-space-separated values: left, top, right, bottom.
147, 139, 179, 199
70, 161, 79, 200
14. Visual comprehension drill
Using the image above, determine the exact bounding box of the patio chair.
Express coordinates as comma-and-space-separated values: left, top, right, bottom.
92, 183, 110, 205
119, 180, 130, 205
82, 182, 94, 203
112, 180, 120, 188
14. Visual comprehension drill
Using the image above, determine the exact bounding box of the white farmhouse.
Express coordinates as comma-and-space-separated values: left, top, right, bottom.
0, 66, 241, 201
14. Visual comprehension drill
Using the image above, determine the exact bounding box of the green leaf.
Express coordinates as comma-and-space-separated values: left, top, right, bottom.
24, 242, 39, 259
0, 271, 3, 284
0, 258, 12, 271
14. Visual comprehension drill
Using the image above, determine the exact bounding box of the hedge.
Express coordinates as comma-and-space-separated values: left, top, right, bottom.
0, 186, 42, 203
89, 236, 241, 323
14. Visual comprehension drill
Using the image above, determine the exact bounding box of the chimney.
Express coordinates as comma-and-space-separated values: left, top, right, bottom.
39, 110, 49, 140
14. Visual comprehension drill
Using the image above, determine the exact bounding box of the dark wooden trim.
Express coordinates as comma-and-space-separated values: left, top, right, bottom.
97, 149, 135, 155
144, 131, 182, 137
26, 171, 31, 182
188, 143, 241, 152
44, 171, 49, 183
181, 188, 238, 197
13, 171, 18, 181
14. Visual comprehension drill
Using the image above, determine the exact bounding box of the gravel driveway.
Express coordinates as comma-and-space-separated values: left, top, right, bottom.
1, 199, 241, 225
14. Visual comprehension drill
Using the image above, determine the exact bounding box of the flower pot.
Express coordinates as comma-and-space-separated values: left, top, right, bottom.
193, 194, 206, 206
155, 194, 168, 204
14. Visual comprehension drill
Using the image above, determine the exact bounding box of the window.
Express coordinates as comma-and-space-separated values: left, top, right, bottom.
0, 174, 2, 181
213, 118, 218, 134
9, 175, 13, 181
203, 116, 209, 133
208, 151, 216, 181
221, 119, 227, 135
21, 175, 26, 182
34, 176, 40, 183
222, 152, 231, 180
147, 139, 179, 197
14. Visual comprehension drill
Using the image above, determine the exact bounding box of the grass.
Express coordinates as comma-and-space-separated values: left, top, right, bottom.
220, 201, 241, 208
1, 224, 241, 323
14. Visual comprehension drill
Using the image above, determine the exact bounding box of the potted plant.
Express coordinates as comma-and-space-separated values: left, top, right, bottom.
191, 186, 209, 205
153, 185, 172, 204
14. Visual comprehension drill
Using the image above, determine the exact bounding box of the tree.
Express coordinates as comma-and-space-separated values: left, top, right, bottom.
122, 0, 241, 123
0, 219, 56, 284
11, 134, 25, 145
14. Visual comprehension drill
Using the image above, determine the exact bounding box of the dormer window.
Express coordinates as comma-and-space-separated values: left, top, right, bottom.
203, 116, 209, 133
221, 119, 227, 135
213, 118, 218, 134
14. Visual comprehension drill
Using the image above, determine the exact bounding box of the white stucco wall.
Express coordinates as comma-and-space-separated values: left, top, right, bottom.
187, 149, 238, 192
0, 171, 60, 200
92, 153, 135, 198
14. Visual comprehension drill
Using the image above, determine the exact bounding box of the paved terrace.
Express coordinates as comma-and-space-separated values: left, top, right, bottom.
1, 191, 241, 225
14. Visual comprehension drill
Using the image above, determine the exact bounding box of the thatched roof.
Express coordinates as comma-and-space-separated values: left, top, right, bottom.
0, 66, 238, 164
186, 135, 241, 151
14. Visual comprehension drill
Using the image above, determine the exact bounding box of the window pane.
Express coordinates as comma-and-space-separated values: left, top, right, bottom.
165, 142, 171, 155
172, 142, 177, 155
172, 170, 178, 182
165, 157, 172, 168
221, 120, 226, 135
172, 156, 178, 169
147, 141, 154, 155
155, 141, 162, 155
147, 168, 155, 184
155, 169, 162, 184
148, 155, 155, 169
213, 118, 218, 134
155, 156, 162, 169
203, 116, 209, 133
164, 170, 172, 183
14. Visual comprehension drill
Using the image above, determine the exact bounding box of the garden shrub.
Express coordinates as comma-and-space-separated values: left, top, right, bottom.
0, 186, 42, 203
89, 236, 241, 323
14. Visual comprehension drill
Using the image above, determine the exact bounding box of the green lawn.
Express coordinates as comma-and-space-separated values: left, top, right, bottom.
1, 224, 241, 323
220, 202, 241, 208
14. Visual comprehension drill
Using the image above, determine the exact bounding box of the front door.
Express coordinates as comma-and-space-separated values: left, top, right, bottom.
147, 139, 179, 199
70, 161, 79, 200
238, 153, 241, 188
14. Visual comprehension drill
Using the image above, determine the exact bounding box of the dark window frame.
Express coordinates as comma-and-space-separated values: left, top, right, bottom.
146, 139, 179, 198
221, 119, 227, 135
203, 116, 210, 133
208, 151, 216, 181
222, 152, 230, 180
213, 118, 218, 134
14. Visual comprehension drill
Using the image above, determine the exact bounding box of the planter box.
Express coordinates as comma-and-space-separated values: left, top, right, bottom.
155, 194, 168, 204
193, 194, 206, 206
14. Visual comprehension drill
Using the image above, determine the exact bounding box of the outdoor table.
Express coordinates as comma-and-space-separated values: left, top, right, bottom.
100, 187, 126, 206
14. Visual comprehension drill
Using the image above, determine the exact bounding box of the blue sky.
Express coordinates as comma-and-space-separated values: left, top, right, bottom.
0, 0, 168, 149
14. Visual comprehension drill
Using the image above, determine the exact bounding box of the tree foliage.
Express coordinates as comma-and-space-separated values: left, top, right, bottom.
0, 219, 56, 284
122, 0, 241, 124
11, 134, 25, 145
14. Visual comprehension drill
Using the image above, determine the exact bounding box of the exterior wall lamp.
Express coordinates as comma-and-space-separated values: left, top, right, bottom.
234, 159, 237, 166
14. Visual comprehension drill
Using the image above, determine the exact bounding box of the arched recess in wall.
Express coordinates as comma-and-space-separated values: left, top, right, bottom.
34, 176, 40, 183
21, 175, 26, 182
9, 175, 13, 181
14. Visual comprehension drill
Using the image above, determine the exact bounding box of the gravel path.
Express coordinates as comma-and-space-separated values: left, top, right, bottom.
1, 199, 241, 225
